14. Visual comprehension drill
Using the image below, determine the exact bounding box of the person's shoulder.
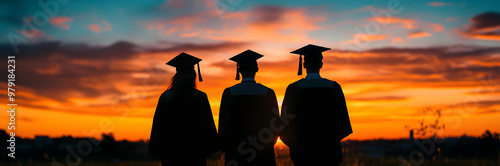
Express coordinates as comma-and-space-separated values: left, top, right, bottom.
256, 83, 277, 94
227, 82, 241, 92
296, 78, 335, 88
228, 82, 246, 90
229, 82, 269, 96
293, 78, 305, 84
321, 78, 337, 85
282, 79, 302, 92
287, 79, 303, 87
321, 78, 342, 89
194, 89, 206, 95
323, 78, 342, 88
221, 87, 232, 95
256, 83, 271, 90
194, 89, 208, 98
228, 82, 239, 88
160, 89, 170, 98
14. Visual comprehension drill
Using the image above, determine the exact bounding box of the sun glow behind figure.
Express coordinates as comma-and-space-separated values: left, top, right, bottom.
275, 137, 285, 147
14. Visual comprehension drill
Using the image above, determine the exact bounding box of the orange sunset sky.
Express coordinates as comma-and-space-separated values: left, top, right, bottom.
1, 0, 499, 141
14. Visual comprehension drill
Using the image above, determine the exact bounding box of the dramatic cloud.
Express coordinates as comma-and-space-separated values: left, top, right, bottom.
89, 20, 112, 33
147, 41, 249, 54
429, 23, 444, 32
462, 12, 500, 41
366, 16, 417, 29
141, 6, 326, 43
392, 37, 404, 44
364, 16, 443, 35
349, 95, 410, 101
344, 34, 389, 44
408, 30, 432, 38
0, 40, 248, 117
19, 29, 45, 38
317, 45, 500, 91
427, 2, 453, 6
50, 17, 72, 29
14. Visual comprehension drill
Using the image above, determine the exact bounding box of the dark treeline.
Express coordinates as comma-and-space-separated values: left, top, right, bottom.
1, 130, 499, 162
343, 130, 500, 160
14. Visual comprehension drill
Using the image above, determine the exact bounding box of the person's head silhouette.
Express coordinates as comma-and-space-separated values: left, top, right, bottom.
166, 52, 203, 97
291, 44, 331, 75
229, 50, 264, 80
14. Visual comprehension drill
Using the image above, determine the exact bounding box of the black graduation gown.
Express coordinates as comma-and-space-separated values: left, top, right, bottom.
148, 89, 218, 166
281, 78, 352, 166
218, 80, 279, 166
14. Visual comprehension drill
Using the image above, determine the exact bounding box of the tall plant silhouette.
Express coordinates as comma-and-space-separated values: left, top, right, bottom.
405, 108, 445, 139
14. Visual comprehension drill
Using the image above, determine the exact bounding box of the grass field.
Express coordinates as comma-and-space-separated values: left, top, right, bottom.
2, 146, 498, 166
2, 158, 498, 166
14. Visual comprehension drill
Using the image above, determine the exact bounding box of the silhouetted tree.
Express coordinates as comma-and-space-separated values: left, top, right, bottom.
0, 130, 8, 158
478, 130, 500, 159
101, 133, 116, 157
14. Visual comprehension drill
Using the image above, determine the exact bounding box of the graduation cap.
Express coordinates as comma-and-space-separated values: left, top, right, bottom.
290, 44, 331, 75
229, 49, 263, 80
166, 52, 203, 82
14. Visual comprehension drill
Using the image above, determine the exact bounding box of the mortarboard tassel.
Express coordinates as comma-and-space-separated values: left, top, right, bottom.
197, 62, 203, 82
235, 63, 240, 80
297, 54, 303, 75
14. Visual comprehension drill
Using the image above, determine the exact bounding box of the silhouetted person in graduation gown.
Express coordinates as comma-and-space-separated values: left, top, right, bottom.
149, 52, 218, 166
281, 44, 353, 166
218, 50, 279, 166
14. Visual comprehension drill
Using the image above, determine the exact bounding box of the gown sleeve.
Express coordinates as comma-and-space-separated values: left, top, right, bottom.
267, 89, 280, 145
268, 89, 279, 120
148, 92, 167, 158
333, 82, 353, 141
217, 88, 232, 152
280, 83, 299, 148
199, 91, 219, 155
